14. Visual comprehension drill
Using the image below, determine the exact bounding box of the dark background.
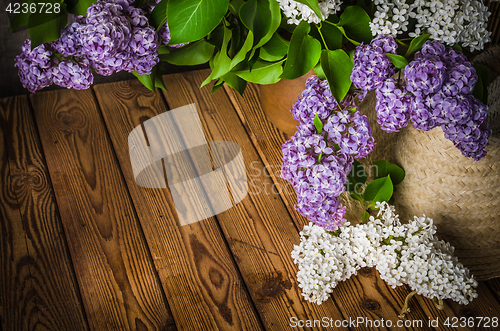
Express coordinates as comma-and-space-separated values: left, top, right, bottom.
0, 1, 498, 98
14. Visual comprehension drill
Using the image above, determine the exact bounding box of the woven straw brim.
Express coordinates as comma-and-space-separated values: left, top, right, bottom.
393, 127, 500, 281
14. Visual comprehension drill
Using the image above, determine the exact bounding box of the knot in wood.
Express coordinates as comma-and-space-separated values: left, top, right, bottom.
56, 109, 86, 131
459, 308, 475, 318
358, 267, 373, 277
362, 299, 381, 311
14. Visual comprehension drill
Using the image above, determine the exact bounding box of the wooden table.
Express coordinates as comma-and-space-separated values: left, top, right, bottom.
1, 69, 499, 331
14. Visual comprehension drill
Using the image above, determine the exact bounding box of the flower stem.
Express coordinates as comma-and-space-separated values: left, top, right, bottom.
399, 290, 418, 319
318, 23, 329, 51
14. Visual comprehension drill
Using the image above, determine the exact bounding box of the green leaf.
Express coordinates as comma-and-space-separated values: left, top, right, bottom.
9, 0, 36, 30
228, 0, 245, 16
256, 0, 281, 48
351, 159, 367, 184
201, 25, 232, 87
404, 34, 430, 57
149, 0, 168, 30
313, 62, 326, 79
65, 0, 95, 16
386, 53, 408, 69
372, 160, 405, 185
280, 21, 322, 80
337, 6, 372, 44
473, 64, 489, 105
155, 72, 167, 91
362, 211, 369, 222
295, 0, 323, 21
167, 0, 229, 44
363, 175, 393, 206
239, 0, 273, 47
350, 191, 364, 204
345, 159, 366, 193
212, 79, 224, 93
162, 39, 215, 65
472, 73, 484, 103
452, 43, 462, 52
28, 9, 68, 49
260, 33, 289, 61
318, 23, 343, 50
314, 113, 323, 134
248, 48, 260, 69
206, 24, 225, 48
133, 71, 155, 92
135, 0, 146, 9
158, 45, 171, 55
222, 71, 247, 96
230, 31, 254, 68
321, 49, 353, 104
234, 60, 283, 84
333, 25, 359, 46
228, 22, 243, 57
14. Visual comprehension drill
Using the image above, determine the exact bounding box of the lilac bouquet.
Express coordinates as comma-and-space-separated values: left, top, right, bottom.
282, 32, 493, 232
14, 0, 179, 93
281, 76, 375, 231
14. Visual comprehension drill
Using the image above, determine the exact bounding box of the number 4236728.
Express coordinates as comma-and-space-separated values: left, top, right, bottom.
6, 2, 61, 14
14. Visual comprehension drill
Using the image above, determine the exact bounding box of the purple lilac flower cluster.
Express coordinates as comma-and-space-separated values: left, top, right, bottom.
15, 40, 55, 93
375, 78, 411, 132
16, 0, 185, 93
353, 37, 491, 160
351, 35, 397, 96
281, 76, 375, 231
407, 41, 490, 160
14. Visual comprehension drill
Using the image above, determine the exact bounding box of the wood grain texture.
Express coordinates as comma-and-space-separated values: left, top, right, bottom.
93, 79, 263, 331
29, 89, 175, 331
161, 71, 349, 330
486, 278, 500, 302
223, 82, 500, 330
0, 96, 88, 331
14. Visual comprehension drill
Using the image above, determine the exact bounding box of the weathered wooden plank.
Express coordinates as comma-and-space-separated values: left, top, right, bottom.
224, 82, 500, 330
486, 278, 500, 302
0, 96, 88, 331
160, 71, 350, 330
93, 79, 263, 331
441, 282, 500, 331
29, 89, 175, 331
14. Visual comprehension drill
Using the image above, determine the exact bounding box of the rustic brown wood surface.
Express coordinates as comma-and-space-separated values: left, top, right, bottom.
0, 96, 89, 331
29, 89, 175, 331
0, 70, 498, 331
93, 79, 262, 331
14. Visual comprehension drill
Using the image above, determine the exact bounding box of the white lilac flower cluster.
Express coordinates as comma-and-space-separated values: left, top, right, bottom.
277, 0, 342, 24
291, 202, 478, 305
369, 0, 493, 51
